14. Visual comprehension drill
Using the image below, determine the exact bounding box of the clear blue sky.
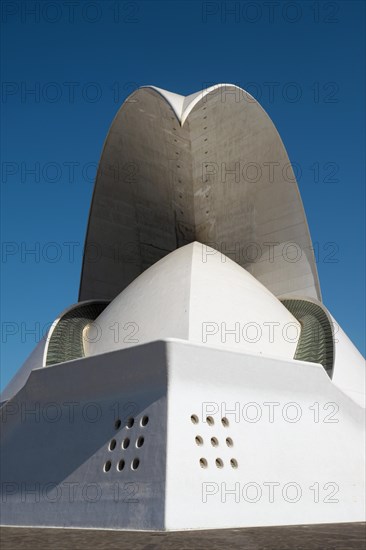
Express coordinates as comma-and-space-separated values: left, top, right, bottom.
1, 0, 365, 390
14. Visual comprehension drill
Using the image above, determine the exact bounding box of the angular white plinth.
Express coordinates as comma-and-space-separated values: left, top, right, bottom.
1, 340, 364, 530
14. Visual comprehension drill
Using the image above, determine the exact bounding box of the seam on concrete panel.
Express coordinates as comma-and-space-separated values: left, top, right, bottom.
186, 242, 196, 343
163, 340, 174, 531
78, 84, 322, 303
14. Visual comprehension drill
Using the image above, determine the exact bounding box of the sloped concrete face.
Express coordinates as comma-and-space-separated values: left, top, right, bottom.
0, 342, 168, 530
79, 84, 321, 303
164, 341, 365, 530
0, 338, 47, 405
1, 340, 364, 530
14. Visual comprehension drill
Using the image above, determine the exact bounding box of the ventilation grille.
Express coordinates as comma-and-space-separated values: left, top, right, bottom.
104, 415, 149, 473
281, 299, 334, 376
190, 413, 238, 470
46, 302, 108, 366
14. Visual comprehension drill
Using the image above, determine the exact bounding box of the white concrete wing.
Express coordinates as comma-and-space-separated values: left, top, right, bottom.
79, 84, 321, 303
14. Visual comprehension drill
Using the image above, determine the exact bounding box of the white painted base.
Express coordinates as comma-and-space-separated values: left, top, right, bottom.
1, 340, 365, 530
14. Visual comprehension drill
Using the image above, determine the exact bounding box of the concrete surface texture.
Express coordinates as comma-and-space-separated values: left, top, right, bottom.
79, 84, 321, 302
1, 84, 365, 533
1, 339, 365, 530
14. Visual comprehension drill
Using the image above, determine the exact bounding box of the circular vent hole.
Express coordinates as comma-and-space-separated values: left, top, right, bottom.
131, 458, 140, 470
126, 417, 134, 429
122, 438, 130, 449
195, 435, 203, 446
215, 458, 224, 469
206, 416, 214, 426
136, 436, 144, 448
104, 460, 112, 472
226, 437, 233, 447
141, 416, 149, 427
230, 458, 238, 469
221, 417, 229, 427
117, 459, 125, 471
210, 437, 219, 447
109, 439, 117, 451
199, 458, 208, 469
190, 414, 199, 424
114, 419, 121, 430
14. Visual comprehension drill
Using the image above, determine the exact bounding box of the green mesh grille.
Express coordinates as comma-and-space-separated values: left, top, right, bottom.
46, 302, 108, 366
281, 299, 334, 376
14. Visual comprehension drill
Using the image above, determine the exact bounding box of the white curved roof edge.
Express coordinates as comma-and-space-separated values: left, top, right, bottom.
83, 241, 301, 360
141, 84, 255, 125
142, 86, 184, 121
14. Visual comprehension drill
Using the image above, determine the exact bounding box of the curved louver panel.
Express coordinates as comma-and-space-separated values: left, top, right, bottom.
46, 302, 108, 366
281, 299, 334, 376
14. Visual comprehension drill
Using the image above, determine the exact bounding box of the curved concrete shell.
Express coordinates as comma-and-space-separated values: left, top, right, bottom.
79, 84, 321, 302
84, 242, 301, 360
2, 83, 364, 533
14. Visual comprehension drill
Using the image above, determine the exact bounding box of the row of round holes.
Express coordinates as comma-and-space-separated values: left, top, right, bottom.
203, 109, 209, 200
191, 414, 229, 427
114, 415, 149, 430
203, 108, 208, 155
199, 457, 238, 469
109, 436, 144, 451
171, 111, 183, 199
202, 109, 208, 155
174, 114, 209, 210
104, 416, 149, 472
104, 458, 140, 472
173, 114, 209, 209
195, 436, 233, 447
191, 413, 237, 469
